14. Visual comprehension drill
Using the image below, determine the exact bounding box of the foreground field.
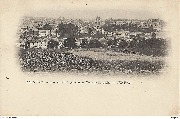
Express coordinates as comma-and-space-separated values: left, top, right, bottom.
71, 48, 164, 62
18, 48, 165, 75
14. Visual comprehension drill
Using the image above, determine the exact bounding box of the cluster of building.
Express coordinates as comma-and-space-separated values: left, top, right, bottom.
18, 16, 165, 49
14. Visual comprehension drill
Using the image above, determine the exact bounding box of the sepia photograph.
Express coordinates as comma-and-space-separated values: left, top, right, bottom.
17, 16, 168, 76
0, 0, 179, 116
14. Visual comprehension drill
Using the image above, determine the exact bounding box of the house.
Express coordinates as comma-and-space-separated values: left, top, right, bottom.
38, 24, 52, 37
106, 32, 113, 37
140, 20, 149, 29
29, 38, 48, 49
79, 26, 88, 34
51, 29, 58, 37
38, 29, 51, 37
144, 33, 152, 39
115, 30, 130, 39
20, 27, 28, 33
125, 38, 133, 42
145, 19, 163, 31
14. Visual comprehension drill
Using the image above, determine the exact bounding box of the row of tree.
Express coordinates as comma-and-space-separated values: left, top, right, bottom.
46, 37, 167, 56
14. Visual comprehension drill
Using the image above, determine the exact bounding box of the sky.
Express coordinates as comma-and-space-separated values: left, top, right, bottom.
32, 9, 159, 20
23, 0, 167, 20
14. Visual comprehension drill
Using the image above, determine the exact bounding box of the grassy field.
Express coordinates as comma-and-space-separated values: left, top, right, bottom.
71, 48, 164, 62
18, 48, 166, 75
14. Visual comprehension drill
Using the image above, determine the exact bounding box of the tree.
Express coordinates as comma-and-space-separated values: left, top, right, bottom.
24, 41, 30, 49
57, 23, 78, 37
117, 39, 128, 49
88, 27, 93, 36
88, 39, 103, 48
64, 38, 77, 49
47, 40, 59, 49
152, 32, 156, 39
80, 39, 89, 48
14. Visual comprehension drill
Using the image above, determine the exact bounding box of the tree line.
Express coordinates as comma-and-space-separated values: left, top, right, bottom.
46, 36, 168, 56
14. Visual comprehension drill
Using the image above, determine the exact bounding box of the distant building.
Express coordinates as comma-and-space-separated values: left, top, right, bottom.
141, 20, 149, 29
106, 32, 113, 37
115, 30, 130, 39
148, 19, 163, 31
29, 38, 48, 49
38, 29, 51, 37
38, 24, 52, 37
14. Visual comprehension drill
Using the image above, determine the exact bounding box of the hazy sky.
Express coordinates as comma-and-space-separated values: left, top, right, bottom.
32, 9, 159, 20
24, 0, 166, 20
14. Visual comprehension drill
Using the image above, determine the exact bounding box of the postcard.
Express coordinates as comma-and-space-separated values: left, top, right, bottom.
0, 0, 179, 116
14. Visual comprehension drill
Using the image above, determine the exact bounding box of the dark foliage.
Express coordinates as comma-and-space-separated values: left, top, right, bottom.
88, 39, 103, 48
107, 38, 168, 56
57, 23, 78, 37
19, 48, 164, 74
47, 40, 59, 49
80, 39, 89, 48
64, 38, 77, 49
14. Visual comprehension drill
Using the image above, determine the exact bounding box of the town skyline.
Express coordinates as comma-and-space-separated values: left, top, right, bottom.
24, 9, 160, 20
23, 16, 161, 21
